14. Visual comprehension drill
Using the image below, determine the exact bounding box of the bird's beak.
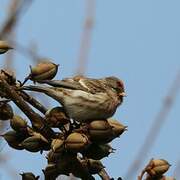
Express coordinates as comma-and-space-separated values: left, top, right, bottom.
119, 92, 127, 97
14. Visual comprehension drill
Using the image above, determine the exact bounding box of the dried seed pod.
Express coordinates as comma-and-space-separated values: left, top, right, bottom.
45, 107, 69, 127
21, 133, 49, 152
20, 172, 39, 180
46, 150, 62, 163
0, 69, 16, 85
0, 103, 14, 120
70, 157, 94, 179
65, 132, 90, 152
28, 61, 58, 82
10, 115, 27, 132
51, 138, 64, 152
107, 119, 127, 137
43, 163, 60, 179
81, 159, 105, 174
88, 120, 114, 143
0, 41, 13, 54
82, 143, 115, 160
146, 175, 176, 180
146, 159, 171, 177
1, 130, 26, 150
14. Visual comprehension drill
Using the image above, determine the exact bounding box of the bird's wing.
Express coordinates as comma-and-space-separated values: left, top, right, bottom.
36, 79, 88, 91
79, 78, 108, 93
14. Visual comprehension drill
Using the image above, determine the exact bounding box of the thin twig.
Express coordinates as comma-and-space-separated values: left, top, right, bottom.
19, 91, 48, 114
125, 70, 180, 180
75, 0, 95, 75
0, 0, 33, 39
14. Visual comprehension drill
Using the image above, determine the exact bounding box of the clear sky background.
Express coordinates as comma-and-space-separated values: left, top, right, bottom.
0, 0, 180, 180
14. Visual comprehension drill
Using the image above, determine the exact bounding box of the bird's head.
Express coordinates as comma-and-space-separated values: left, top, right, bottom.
105, 76, 126, 97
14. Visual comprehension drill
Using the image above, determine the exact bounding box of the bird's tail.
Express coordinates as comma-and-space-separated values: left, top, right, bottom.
21, 85, 64, 104
22, 85, 50, 93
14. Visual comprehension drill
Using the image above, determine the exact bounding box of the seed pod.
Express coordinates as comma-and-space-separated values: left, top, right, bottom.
0, 103, 14, 120
0, 41, 13, 54
82, 143, 115, 160
81, 159, 105, 174
88, 120, 114, 143
20, 172, 39, 180
51, 138, 64, 152
70, 156, 94, 179
145, 175, 176, 180
45, 107, 69, 127
146, 159, 171, 177
21, 133, 49, 152
1, 130, 26, 150
43, 163, 60, 179
10, 115, 27, 132
0, 69, 16, 85
29, 61, 58, 82
107, 119, 127, 137
56, 152, 77, 175
65, 132, 90, 152
46, 150, 62, 163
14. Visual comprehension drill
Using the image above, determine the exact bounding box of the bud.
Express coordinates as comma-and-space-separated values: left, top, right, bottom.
10, 115, 27, 132
88, 120, 114, 143
45, 107, 69, 127
21, 133, 49, 152
29, 61, 58, 82
0, 41, 13, 54
107, 119, 127, 137
65, 132, 90, 152
0, 103, 14, 120
82, 143, 115, 160
51, 138, 64, 152
20, 172, 39, 180
146, 159, 171, 177
1, 130, 26, 150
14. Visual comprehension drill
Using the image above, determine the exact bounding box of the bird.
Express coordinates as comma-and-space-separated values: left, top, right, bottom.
21, 76, 126, 123
0, 41, 13, 54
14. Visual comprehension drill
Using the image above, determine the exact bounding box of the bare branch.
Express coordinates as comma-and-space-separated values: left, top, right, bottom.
75, 0, 95, 75
125, 70, 180, 180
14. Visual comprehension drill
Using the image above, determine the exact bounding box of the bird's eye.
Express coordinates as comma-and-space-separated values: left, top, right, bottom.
111, 88, 117, 92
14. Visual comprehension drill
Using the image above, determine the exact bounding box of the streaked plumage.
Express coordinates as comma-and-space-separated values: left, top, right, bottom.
22, 76, 126, 122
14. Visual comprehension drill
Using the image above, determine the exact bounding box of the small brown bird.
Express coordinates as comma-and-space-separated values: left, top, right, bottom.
22, 76, 126, 122
0, 41, 13, 54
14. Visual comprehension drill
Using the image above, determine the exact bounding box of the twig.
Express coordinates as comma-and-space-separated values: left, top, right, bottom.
75, 0, 95, 75
0, 0, 33, 39
19, 91, 48, 114
125, 70, 180, 180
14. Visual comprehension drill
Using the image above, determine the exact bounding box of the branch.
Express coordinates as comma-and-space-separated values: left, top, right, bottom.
19, 91, 48, 114
0, 0, 33, 39
0, 76, 55, 139
75, 0, 95, 75
125, 70, 180, 179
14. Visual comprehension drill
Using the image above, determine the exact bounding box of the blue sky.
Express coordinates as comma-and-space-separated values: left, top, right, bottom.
0, 0, 180, 179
